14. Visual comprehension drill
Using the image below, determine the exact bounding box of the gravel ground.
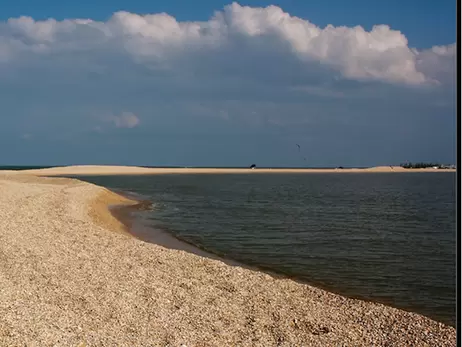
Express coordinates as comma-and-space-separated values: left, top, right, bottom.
0, 174, 456, 346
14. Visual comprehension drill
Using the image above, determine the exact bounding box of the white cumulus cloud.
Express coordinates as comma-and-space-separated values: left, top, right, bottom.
0, 2, 455, 86
106, 112, 140, 128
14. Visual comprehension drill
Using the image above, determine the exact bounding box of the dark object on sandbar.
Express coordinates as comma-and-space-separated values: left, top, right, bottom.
337, 166, 344, 169
250, 164, 256, 169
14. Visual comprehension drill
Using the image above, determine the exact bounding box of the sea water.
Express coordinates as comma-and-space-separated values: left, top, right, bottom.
73, 172, 456, 326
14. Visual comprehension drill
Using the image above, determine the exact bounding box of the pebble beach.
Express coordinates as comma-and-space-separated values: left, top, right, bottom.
0, 169, 456, 346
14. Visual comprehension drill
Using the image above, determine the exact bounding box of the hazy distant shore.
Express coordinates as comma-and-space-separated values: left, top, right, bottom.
2, 164, 456, 176
0, 171, 456, 346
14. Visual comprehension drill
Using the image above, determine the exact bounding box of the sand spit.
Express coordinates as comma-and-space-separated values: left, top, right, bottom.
7, 164, 456, 176
0, 174, 456, 346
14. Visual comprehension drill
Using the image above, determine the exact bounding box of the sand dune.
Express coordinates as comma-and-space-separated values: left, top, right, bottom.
8, 164, 455, 176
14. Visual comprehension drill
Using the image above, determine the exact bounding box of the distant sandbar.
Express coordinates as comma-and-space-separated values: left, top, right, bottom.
5, 165, 456, 176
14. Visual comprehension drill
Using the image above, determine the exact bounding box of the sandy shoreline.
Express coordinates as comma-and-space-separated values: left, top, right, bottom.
108, 197, 242, 266
0, 172, 456, 346
4, 164, 456, 176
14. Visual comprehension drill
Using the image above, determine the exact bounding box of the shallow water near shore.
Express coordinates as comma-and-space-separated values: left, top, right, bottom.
73, 172, 456, 326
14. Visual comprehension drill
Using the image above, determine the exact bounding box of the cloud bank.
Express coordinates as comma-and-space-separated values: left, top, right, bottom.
0, 2, 455, 86
0, 2, 456, 166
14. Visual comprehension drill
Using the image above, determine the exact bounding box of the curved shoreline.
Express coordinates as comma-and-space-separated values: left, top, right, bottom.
106, 192, 263, 270
0, 173, 456, 346
90, 183, 460, 336
105, 186, 455, 327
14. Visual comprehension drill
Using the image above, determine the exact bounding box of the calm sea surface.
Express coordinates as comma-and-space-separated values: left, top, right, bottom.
72, 173, 456, 326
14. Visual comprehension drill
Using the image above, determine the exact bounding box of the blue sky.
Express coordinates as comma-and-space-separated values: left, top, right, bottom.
0, 1, 456, 167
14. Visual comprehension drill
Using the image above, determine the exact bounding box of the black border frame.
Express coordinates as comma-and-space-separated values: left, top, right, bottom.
456, 0, 461, 341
